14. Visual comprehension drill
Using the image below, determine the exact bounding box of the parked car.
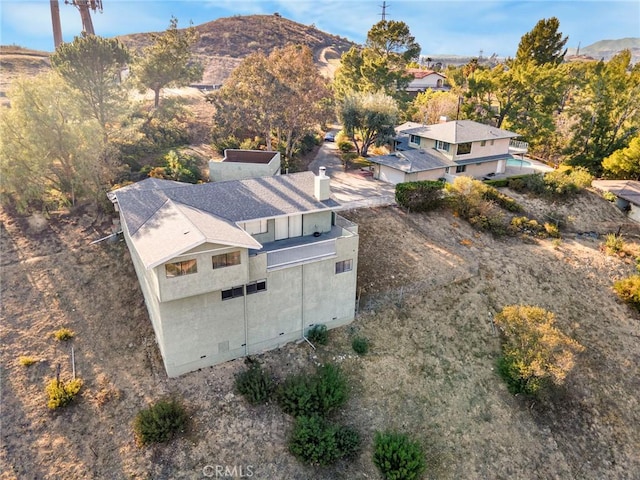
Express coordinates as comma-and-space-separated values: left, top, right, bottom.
324, 132, 335, 142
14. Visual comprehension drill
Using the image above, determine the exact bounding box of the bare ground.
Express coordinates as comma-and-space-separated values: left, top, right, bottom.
1, 188, 639, 479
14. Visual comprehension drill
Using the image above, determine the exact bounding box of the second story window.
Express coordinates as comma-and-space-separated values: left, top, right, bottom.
457, 142, 472, 155
409, 134, 420, 145
212, 251, 241, 269
436, 140, 450, 152
165, 259, 197, 278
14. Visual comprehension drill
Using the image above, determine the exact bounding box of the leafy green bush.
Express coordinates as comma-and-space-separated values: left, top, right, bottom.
507, 168, 593, 198
373, 431, 426, 480
613, 275, 640, 311
133, 399, 189, 445
602, 191, 617, 202
338, 140, 354, 153
278, 363, 348, 418
234, 358, 274, 405
352, 336, 369, 355
288, 415, 361, 466
481, 185, 523, 212
508, 216, 547, 237
395, 180, 445, 212
544, 222, 561, 238
484, 178, 509, 188
46, 378, 83, 409
54, 328, 75, 341
494, 305, 585, 396
307, 324, 328, 345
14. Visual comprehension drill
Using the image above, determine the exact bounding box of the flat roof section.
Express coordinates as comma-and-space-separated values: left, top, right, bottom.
223, 150, 278, 164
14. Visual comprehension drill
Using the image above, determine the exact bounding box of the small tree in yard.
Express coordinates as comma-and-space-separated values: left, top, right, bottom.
494, 305, 585, 395
373, 431, 426, 480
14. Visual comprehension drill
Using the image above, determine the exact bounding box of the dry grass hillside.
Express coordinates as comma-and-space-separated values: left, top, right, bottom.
1, 185, 639, 479
0, 46, 51, 106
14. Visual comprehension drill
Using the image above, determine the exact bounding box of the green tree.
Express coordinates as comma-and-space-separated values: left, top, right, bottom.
334, 20, 420, 101
133, 17, 203, 108
494, 305, 585, 395
603, 136, 640, 180
338, 91, 398, 157
0, 73, 110, 211
563, 50, 640, 175
51, 34, 130, 135
409, 89, 460, 124
515, 17, 568, 66
209, 45, 331, 164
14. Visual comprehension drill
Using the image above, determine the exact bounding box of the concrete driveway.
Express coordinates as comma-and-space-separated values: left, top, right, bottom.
309, 133, 396, 210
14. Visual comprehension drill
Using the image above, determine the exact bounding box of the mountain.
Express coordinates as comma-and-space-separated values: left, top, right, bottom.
566, 38, 640, 63
118, 14, 355, 85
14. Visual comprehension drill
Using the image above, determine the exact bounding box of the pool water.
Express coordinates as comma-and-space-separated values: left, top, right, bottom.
506, 158, 532, 167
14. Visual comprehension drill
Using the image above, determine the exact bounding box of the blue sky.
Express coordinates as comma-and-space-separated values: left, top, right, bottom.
1, 1, 638, 56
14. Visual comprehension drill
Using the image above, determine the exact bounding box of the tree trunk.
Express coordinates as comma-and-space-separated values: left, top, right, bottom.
154, 88, 161, 108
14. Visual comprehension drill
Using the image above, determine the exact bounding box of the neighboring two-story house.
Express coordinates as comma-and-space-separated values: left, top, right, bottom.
111, 169, 359, 377
368, 119, 522, 184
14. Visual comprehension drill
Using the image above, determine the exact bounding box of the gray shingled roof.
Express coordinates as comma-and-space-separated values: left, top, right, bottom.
592, 180, 640, 206
112, 172, 340, 269
400, 120, 519, 144
368, 149, 455, 172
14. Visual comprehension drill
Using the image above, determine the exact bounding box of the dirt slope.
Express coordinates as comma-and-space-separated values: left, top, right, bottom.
1, 188, 639, 479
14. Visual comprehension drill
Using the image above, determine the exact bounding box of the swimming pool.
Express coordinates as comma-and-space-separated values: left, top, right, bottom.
506, 158, 532, 167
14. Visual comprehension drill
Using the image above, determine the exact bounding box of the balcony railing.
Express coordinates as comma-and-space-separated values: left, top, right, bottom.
509, 140, 529, 153
266, 238, 337, 271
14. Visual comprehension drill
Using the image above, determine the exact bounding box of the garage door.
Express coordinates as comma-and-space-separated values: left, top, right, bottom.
379, 166, 406, 185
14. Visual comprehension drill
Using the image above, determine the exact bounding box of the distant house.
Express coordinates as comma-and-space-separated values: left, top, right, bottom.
592, 179, 640, 223
209, 149, 281, 182
368, 119, 522, 185
406, 68, 448, 93
111, 169, 359, 377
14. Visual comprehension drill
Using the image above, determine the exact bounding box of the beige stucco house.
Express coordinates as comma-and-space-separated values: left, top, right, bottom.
368, 119, 523, 185
111, 170, 359, 377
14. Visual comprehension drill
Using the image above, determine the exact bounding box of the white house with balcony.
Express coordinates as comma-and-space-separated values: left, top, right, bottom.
111, 169, 358, 377
368, 119, 525, 184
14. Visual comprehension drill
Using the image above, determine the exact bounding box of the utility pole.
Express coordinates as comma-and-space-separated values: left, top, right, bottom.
379, 1, 389, 21
50, 0, 63, 48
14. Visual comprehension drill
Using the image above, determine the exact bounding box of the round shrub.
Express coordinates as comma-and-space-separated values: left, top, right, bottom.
133, 399, 188, 446
373, 431, 426, 480
289, 415, 361, 466
307, 324, 328, 345
234, 359, 274, 405
54, 328, 75, 341
278, 363, 348, 418
352, 336, 369, 355
613, 274, 640, 311
46, 378, 83, 409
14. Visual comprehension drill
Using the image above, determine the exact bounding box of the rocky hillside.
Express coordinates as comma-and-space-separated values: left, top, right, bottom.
0, 46, 51, 106
118, 14, 354, 84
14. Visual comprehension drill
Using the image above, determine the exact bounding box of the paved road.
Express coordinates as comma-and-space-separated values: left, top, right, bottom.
309, 132, 396, 209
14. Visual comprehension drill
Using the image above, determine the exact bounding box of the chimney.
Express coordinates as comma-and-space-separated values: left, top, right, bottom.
439, 115, 449, 123
314, 167, 331, 201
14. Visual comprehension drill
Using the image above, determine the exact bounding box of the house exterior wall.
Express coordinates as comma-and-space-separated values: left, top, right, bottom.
407, 74, 445, 91
123, 208, 357, 378
407, 169, 447, 182
156, 246, 249, 303
208, 153, 281, 182
153, 229, 357, 377
451, 138, 510, 161
456, 161, 500, 177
